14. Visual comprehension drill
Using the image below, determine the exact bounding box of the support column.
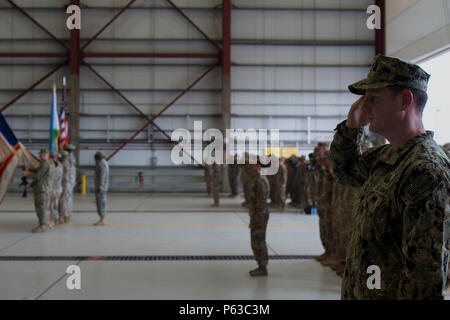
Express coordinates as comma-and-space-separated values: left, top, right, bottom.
373, 0, 387, 146
69, 0, 80, 164
221, 0, 231, 193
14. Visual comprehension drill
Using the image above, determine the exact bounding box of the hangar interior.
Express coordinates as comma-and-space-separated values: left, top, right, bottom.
0, 0, 449, 300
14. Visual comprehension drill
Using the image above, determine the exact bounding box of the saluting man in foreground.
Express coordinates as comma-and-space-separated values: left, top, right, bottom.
329, 54, 449, 299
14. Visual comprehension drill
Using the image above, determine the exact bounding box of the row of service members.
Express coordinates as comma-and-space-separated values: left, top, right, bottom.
203, 153, 320, 212
23, 148, 109, 232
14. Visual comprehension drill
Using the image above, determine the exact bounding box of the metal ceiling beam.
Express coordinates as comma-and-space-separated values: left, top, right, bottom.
221, 0, 231, 191
80, 0, 137, 51
0, 52, 68, 58
0, 6, 369, 12
69, 0, 81, 164
5, 0, 69, 51
375, 0, 386, 55
105, 63, 218, 161
164, 0, 221, 52
83, 60, 209, 166
82, 52, 219, 59
0, 60, 68, 113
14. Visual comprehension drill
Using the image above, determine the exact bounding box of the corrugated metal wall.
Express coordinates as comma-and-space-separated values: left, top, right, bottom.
1, 0, 375, 191
386, 0, 450, 61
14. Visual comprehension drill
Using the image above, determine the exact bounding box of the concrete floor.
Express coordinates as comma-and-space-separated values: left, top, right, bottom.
0, 193, 342, 300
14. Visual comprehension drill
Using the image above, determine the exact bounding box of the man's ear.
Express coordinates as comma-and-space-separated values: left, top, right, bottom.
401, 89, 414, 111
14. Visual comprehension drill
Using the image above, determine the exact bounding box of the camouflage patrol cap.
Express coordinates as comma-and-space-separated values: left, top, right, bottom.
49, 151, 58, 158
39, 148, 49, 154
60, 151, 69, 157
348, 54, 430, 95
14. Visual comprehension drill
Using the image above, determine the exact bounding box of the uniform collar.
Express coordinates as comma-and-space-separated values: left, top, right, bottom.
377, 131, 434, 166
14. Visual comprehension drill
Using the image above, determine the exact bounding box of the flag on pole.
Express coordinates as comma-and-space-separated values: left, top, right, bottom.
59, 77, 68, 150
0, 113, 38, 205
50, 82, 60, 152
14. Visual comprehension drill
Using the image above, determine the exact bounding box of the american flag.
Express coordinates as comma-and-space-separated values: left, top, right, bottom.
59, 77, 68, 150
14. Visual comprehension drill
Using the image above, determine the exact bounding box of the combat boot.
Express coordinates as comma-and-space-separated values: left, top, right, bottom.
315, 251, 329, 262
93, 217, 106, 226
249, 266, 267, 277
336, 269, 344, 277
64, 215, 71, 223
32, 225, 49, 233
321, 254, 337, 267
330, 259, 345, 271
57, 216, 65, 225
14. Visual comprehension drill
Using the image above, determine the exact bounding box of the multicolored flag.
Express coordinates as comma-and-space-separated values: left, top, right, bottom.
49, 82, 60, 152
59, 77, 68, 150
0, 113, 38, 205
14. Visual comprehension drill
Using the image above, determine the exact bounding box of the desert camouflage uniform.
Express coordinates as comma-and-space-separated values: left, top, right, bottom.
290, 163, 301, 206
51, 161, 62, 222
240, 165, 253, 205
95, 158, 109, 218
46, 159, 56, 223
204, 164, 212, 195
317, 165, 334, 258
273, 162, 287, 208
267, 172, 276, 205
249, 173, 270, 267
330, 179, 344, 263
67, 152, 76, 214
59, 157, 70, 219
211, 163, 221, 205
303, 163, 317, 209
28, 159, 51, 226
285, 156, 296, 198
296, 163, 309, 209
228, 162, 241, 196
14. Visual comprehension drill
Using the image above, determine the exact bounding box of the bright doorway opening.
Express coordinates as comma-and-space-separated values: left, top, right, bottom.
420, 50, 450, 145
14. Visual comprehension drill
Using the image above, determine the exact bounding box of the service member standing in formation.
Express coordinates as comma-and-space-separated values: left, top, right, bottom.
24, 149, 51, 233
65, 144, 77, 222
57, 151, 70, 225
210, 160, 221, 207
285, 155, 297, 200
51, 152, 63, 227
315, 149, 335, 266
240, 152, 253, 208
269, 157, 287, 210
47, 151, 58, 228
228, 154, 241, 199
203, 162, 212, 196
248, 159, 270, 277
94, 152, 109, 226
329, 54, 450, 299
